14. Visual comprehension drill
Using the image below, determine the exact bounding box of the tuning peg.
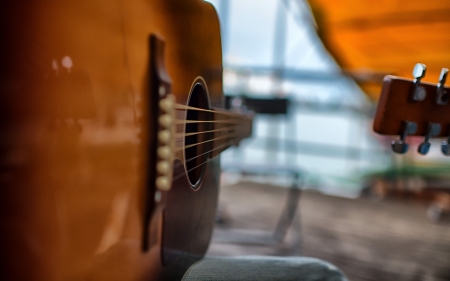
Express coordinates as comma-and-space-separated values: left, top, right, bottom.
436, 68, 449, 105
418, 122, 441, 155
412, 63, 427, 101
442, 141, 450, 156
441, 127, 450, 156
391, 121, 417, 154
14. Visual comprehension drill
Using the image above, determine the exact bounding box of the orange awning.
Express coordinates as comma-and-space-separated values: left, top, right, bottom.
309, 0, 450, 100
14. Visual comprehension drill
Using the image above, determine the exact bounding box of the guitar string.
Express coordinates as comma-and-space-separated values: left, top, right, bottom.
159, 117, 248, 181
169, 116, 251, 150
155, 101, 251, 183
167, 114, 249, 150
174, 119, 243, 124
175, 125, 236, 137
171, 136, 238, 182
171, 139, 235, 171
183, 141, 234, 164
168, 102, 251, 141
174, 103, 245, 117
171, 158, 213, 182
175, 131, 240, 152
171, 123, 249, 149
167, 113, 250, 152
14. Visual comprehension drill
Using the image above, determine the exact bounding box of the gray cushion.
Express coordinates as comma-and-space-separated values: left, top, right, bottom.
182, 256, 348, 281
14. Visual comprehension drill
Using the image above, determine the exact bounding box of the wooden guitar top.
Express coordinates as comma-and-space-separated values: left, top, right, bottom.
0, 1, 250, 280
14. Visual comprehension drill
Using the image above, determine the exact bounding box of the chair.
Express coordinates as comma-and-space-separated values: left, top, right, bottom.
182, 256, 348, 281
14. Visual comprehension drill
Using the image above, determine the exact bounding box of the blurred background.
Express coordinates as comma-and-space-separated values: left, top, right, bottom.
203, 1, 450, 280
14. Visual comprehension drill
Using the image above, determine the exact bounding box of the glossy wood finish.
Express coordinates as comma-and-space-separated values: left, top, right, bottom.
0, 1, 224, 280
373, 75, 450, 137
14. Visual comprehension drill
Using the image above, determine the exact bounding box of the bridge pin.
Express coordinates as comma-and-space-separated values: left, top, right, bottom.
156, 176, 170, 191
159, 114, 172, 127
158, 130, 171, 144
157, 160, 170, 174
160, 97, 174, 112
157, 146, 171, 159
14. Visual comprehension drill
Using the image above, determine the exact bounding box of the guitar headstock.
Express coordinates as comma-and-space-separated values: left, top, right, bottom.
373, 63, 450, 155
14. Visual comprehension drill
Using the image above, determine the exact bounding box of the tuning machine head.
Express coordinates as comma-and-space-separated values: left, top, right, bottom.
436, 68, 449, 105
442, 141, 450, 156
392, 141, 409, 154
441, 125, 450, 156
412, 63, 427, 101
417, 122, 441, 155
391, 121, 417, 154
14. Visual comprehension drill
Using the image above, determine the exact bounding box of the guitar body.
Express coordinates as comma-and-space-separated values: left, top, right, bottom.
0, 1, 223, 280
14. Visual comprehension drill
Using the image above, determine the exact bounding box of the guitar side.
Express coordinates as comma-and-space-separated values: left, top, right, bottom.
0, 1, 222, 280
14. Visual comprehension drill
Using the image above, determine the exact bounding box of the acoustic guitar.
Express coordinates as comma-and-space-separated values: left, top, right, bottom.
374, 63, 449, 155
373, 64, 450, 221
0, 1, 252, 280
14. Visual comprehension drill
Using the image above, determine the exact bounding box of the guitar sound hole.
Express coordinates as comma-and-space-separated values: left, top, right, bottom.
184, 81, 212, 188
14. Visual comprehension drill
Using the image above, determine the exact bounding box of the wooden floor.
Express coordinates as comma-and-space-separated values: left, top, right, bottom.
207, 182, 450, 281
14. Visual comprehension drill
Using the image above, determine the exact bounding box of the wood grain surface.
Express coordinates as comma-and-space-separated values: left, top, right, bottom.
0, 1, 223, 280
374, 75, 450, 137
